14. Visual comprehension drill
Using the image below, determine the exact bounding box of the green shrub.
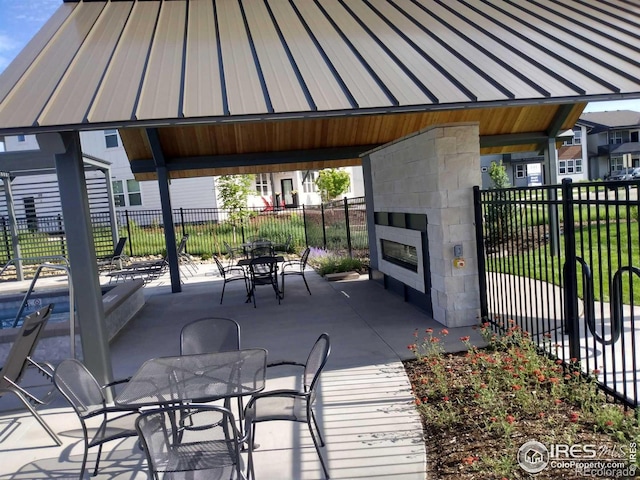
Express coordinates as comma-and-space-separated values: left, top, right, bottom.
314, 255, 365, 276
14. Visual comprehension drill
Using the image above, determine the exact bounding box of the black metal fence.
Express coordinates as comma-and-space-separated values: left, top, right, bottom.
115, 197, 369, 259
474, 179, 640, 407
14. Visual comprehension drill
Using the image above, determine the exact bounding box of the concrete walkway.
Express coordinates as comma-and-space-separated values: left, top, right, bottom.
0, 265, 482, 479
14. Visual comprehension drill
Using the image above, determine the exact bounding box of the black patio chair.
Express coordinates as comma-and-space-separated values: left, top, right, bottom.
224, 241, 245, 265
214, 256, 249, 304
248, 256, 281, 308
250, 242, 274, 259
281, 246, 311, 296
53, 358, 139, 479
177, 234, 198, 276
180, 317, 246, 429
0, 304, 61, 446
136, 404, 249, 480
273, 234, 293, 259
245, 333, 331, 479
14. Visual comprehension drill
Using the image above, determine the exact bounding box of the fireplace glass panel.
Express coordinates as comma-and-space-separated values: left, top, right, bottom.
381, 239, 418, 272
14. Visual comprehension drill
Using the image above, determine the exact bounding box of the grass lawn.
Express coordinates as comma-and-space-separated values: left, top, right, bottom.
405, 324, 639, 479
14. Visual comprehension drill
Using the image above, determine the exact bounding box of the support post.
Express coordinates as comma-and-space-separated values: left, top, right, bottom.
146, 129, 181, 292
55, 131, 113, 386
103, 166, 119, 248
561, 179, 581, 360
361, 155, 378, 270
544, 137, 560, 256
2, 177, 23, 280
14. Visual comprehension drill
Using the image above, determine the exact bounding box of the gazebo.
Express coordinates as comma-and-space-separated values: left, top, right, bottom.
1, 0, 639, 385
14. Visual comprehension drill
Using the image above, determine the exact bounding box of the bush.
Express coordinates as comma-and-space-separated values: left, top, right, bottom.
311, 253, 365, 276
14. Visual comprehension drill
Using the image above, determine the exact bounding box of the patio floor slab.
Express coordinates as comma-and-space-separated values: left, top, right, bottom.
0, 265, 483, 479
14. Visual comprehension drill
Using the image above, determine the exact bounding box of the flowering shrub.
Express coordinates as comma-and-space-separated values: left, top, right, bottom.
405, 321, 640, 479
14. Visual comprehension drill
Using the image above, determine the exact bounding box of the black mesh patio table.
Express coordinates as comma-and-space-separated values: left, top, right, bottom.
115, 349, 267, 408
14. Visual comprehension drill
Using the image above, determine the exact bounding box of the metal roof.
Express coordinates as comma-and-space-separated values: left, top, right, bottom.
1, 0, 640, 179
580, 110, 640, 129
1, 0, 640, 134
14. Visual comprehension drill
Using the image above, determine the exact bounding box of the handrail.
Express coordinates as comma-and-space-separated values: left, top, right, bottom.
11, 263, 75, 358
0, 256, 69, 279
574, 257, 623, 346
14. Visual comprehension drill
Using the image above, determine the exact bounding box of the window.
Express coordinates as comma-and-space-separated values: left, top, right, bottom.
559, 159, 582, 175
610, 156, 625, 171
562, 128, 582, 146
17, 134, 25, 142
610, 131, 625, 144
515, 164, 526, 178
104, 129, 119, 148
631, 131, 639, 143
127, 179, 142, 206
302, 170, 318, 193
255, 174, 269, 195
112, 179, 142, 207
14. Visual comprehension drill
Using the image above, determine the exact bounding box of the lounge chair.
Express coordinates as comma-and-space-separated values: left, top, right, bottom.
0, 304, 61, 445
97, 237, 129, 271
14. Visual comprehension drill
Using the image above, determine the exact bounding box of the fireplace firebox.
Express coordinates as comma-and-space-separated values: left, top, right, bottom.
380, 239, 418, 272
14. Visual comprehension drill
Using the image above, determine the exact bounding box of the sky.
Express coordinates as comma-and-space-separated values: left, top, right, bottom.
0, 0, 638, 115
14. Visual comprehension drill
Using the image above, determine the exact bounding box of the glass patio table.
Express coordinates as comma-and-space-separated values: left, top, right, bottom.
115, 349, 267, 408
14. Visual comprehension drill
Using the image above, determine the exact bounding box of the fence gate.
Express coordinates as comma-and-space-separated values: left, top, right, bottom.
474, 179, 640, 407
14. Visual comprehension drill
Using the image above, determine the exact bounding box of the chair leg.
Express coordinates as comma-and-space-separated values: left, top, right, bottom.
281, 272, 285, 297
302, 272, 311, 295
220, 280, 226, 304
307, 416, 330, 479
310, 408, 325, 446
93, 443, 104, 476
1, 388, 62, 445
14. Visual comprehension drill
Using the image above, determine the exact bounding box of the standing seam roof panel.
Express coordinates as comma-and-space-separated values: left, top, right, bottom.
479, 1, 640, 92
564, 0, 640, 35
0, 3, 76, 104
268, 0, 352, 112
424, 1, 583, 97
217, 0, 267, 116
401, 1, 565, 98
293, 0, 391, 109
88, 2, 160, 123
0, 2, 105, 129
528, 1, 640, 51
39, 2, 134, 126
344, 0, 473, 103
183, 0, 224, 118
322, 0, 432, 106
242, 0, 310, 113
136, 1, 186, 120
370, 0, 512, 102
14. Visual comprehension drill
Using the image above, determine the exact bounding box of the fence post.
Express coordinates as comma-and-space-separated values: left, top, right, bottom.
302, 204, 309, 247
1, 217, 9, 261
125, 210, 133, 256
344, 197, 352, 258
321, 203, 327, 249
473, 187, 489, 322
180, 208, 187, 252
58, 214, 66, 257
561, 178, 581, 361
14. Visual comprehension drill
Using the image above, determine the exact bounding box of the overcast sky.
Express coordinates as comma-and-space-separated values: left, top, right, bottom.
0, 0, 638, 114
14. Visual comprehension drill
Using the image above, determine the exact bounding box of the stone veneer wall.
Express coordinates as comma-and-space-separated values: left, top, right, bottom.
368, 123, 481, 327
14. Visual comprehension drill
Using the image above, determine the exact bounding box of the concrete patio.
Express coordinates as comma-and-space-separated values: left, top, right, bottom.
0, 264, 482, 479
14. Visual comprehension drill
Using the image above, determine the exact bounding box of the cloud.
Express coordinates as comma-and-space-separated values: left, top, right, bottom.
0, 34, 19, 53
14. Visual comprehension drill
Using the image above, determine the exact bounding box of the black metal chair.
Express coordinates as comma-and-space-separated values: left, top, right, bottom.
214, 256, 249, 304
281, 247, 311, 296
273, 234, 292, 259
250, 243, 274, 259
245, 333, 331, 479
53, 358, 140, 479
136, 404, 249, 480
248, 257, 281, 308
224, 241, 245, 265
180, 317, 246, 431
177, 234, 198, 276
0, 304, 61, 445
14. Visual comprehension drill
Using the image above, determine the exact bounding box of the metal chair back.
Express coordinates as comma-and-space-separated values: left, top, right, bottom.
180, 317, 241, 355
136, 404, 246, 480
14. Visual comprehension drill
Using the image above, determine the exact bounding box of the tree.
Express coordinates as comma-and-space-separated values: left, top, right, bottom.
315, 168, 351, 202
216, 175, 253, 242
486, 161, 516, 245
